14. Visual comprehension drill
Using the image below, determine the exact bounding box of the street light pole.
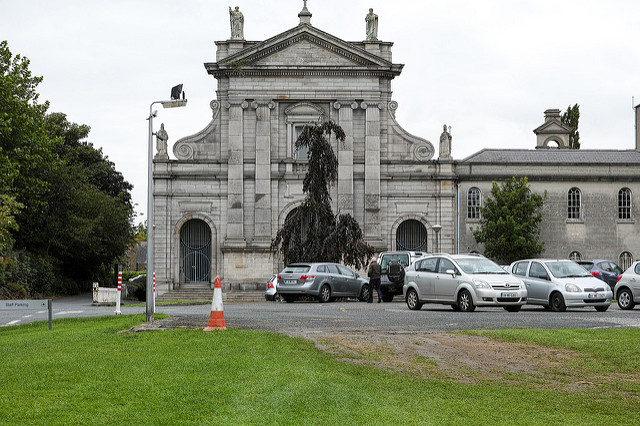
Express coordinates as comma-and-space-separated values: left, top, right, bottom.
146, 91, 187, 322
433, 224, 442, 254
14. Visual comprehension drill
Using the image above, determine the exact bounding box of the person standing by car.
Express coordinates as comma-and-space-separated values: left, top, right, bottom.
367, 255, 382, 303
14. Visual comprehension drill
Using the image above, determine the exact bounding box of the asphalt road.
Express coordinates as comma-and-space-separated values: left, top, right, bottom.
2, 294, 640, 332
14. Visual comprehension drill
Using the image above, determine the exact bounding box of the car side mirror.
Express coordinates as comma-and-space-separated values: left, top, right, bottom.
446, 269, 456, 278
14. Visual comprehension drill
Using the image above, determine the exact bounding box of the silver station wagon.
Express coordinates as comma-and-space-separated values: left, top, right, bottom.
509, 259, 612, 312
276, 262, 369, 303
403, 253, 527, 312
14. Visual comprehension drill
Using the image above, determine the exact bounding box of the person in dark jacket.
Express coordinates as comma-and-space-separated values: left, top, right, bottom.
367, 255, 382, 303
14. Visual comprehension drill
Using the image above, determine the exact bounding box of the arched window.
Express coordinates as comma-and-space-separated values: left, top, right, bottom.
568, 251, 582, 261
618, 188, 632, 220
396, 219, 427, 251
179, 219, 211, 283
567, 187, 581, 219
467, 188, 481, 219
619, 251, 633, 271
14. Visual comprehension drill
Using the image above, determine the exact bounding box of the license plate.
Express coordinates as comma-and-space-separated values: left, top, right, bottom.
284, 280, 296, 285
501, 292, 517, 297
587, 292, 600, 299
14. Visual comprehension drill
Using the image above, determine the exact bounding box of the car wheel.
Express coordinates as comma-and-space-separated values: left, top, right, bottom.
406, 288, 423, 311
359, 284, 370, 302
595, 305, 609, 312
550, 293, 566, 312
457, 289, 475, 312
504, 305, 522, 312
274, 293, 283, 303
617, 288, 635, 310
318, 284, 331, 303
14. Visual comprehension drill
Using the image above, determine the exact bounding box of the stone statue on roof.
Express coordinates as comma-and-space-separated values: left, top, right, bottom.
156, 123, 169, 159
365, 8, 378, 41
439, 124, 452, 159
229, 6, 244, 40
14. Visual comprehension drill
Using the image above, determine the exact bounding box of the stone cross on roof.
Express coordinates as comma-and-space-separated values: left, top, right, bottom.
299, 0, 312, 25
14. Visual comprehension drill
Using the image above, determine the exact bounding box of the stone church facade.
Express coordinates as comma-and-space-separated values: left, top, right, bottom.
151, 5, 640, 294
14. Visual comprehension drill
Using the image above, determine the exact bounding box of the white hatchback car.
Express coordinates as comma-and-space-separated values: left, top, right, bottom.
509, 259, 612, 312
403, 253, 527, 312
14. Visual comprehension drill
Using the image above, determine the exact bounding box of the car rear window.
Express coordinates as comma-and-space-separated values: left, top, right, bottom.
283, 265, 310, 273
381, 254, 410, 269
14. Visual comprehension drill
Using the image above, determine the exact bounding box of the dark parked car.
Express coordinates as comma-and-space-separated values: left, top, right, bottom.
576, 259, 623, 290
276, 262, 369, 303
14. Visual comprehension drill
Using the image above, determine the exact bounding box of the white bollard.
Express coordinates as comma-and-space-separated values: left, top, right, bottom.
115, 271, 122, 315
153, 272, 156, 313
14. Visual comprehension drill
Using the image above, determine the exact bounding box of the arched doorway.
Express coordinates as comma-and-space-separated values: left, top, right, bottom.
396, 219, 427, 251
179, 219, 212, 283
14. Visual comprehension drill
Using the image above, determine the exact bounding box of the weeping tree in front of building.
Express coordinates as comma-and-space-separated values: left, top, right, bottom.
472, 177, 545, 265
271, 121, 375, 270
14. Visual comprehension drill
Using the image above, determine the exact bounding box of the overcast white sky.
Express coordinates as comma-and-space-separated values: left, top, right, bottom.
2, 0, 639, 223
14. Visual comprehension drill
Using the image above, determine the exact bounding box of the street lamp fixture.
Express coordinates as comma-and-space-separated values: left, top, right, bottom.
146, 85, 187, 322
433, 224, 442, 253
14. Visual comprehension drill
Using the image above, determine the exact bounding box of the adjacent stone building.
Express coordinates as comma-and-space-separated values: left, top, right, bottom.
151, 4, 640, 294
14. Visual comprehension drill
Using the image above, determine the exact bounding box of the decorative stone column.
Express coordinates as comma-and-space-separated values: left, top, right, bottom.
362, 101, 383, 239
252, 100, 275, 246
224, 99, 248, 247
333, 101, 357, 216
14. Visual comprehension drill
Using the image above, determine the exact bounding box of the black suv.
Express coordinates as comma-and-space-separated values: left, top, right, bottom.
378, 251, 424, 302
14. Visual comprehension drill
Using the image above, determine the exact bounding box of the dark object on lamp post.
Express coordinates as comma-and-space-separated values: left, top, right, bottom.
170, 84, 183, 100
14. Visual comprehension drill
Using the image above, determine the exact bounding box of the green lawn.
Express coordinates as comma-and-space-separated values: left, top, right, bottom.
1, 315, 638, 425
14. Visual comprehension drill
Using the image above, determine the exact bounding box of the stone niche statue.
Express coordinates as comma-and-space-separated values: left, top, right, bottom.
439, 124, 452, 159
365, 8, 378, 41
229, 6, 244, 40
155, 123, 169, 159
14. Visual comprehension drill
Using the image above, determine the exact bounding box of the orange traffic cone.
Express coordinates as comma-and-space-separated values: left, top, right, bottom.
204, 275, 226, 331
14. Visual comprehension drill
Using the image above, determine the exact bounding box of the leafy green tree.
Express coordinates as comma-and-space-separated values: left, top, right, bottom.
1, 41, 135, 294
271, 121, 374, 270
472, 177, 545, 264
562, 103, 580, 149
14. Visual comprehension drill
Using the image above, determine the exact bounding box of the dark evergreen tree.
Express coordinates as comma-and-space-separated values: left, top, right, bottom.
472, 177, 545, 264
271, 121, 374, 270
562, 103, 580, 149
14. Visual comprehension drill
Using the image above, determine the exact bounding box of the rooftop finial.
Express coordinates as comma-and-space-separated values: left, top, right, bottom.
299, 0, 312, 25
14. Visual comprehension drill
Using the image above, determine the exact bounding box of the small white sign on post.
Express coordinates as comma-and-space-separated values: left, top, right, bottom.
0, 299, 53, 329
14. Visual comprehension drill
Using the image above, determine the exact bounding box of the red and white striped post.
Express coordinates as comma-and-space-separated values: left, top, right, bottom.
153, 272, 156, 313
115, 269, 122, 315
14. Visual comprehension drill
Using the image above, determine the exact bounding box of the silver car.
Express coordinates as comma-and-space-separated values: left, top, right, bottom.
509, 259, 612, 312
403, 253, 527, 312
264, 275, 282, 302
276, 262, 369, 303
613, 261, 640, 310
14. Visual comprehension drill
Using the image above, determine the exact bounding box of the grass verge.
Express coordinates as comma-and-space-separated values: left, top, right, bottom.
1, 316, 638, 425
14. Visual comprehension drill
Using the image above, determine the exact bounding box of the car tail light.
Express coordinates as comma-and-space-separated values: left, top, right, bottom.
300, 275, 315, 281
267, 282, 274, 289
591, 271, 600, 277
277, 275, 282, 281
617, 275, 623, 283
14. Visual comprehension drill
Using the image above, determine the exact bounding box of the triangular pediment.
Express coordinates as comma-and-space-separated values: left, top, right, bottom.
533, 120, 572, 134
206, 23, 402, 76
253, 38, 364, 67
